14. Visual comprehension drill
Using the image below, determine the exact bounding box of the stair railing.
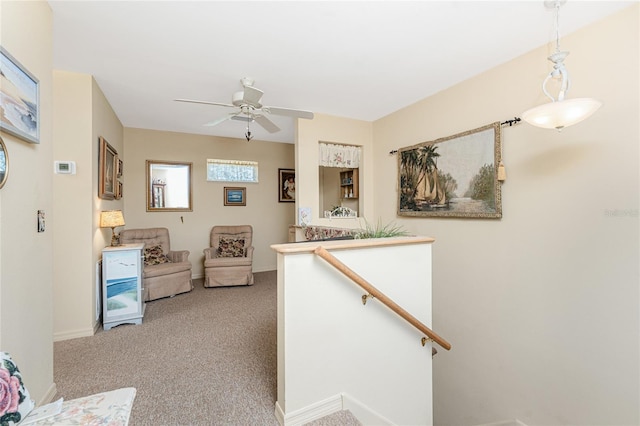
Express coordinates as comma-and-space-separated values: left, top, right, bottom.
314, 246, 451, 351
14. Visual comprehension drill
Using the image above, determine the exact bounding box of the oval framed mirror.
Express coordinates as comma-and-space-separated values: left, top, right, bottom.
146, 160, 192, 212
0, 136, 8, 189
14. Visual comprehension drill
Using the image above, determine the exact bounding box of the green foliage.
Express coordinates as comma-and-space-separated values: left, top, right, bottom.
464, 163, 495, 203
438, 171, 459, 199
354, 218, 409, 239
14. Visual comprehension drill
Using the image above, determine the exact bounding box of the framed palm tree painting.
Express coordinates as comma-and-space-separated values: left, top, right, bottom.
397, 122, 502, 219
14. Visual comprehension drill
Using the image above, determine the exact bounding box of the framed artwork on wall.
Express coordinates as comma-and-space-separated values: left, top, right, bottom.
99, 136, 117, 200
279, 168, 295, 202
0, 46, 40, 144
397, 122, 502, 219
224, 187, 246, 206
0, 136, 8, 189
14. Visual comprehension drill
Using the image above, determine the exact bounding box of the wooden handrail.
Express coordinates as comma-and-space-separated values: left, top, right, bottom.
314, 246, 451, 351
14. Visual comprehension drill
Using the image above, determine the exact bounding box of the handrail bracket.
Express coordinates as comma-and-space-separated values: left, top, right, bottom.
362, 293, 374, 305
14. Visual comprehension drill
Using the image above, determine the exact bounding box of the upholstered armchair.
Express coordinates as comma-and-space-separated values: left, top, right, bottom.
119, 227, 193, 301
203, 225, 254, 287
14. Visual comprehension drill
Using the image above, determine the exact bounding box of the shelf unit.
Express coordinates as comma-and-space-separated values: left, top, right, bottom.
102, 243, 145, 330
339, 169, 359, 199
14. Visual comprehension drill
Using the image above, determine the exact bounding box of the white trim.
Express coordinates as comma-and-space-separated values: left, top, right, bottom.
53, 328, 95, 342
474, 419, 528, 426
275, 393, 395, 426
342, 393, 394, 425
277, 394, 342, 426
37, 382, 57, 405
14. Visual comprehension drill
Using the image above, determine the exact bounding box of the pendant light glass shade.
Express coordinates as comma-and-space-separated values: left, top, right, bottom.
522, 97, 602, 130
522, 1, 601, 131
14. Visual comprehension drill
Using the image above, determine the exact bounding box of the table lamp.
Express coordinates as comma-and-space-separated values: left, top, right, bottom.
100, 210, 125, 246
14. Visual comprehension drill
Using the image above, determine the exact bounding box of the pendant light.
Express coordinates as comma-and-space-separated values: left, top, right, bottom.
521, 0, 602, 131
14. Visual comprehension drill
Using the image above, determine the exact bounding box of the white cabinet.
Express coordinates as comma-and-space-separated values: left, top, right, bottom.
102, 243, 145, 330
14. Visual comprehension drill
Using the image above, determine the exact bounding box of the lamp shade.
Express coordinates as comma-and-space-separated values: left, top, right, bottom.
100, 210, 125, 228
521, 97, 602, 130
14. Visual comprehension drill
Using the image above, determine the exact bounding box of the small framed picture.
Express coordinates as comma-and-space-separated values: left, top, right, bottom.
99, 136, 117, 200
37, 210, 45, 232
279, 168, 295, 202
115, 181, 123, 200
224, 187, 246, 206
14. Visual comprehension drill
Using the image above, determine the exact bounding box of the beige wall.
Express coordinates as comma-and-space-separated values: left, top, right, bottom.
123, 128, 295, 276
296, 113, 373, 228
52, 72, 123, 341
372, 6, 639, 425
0, 0, 55, 404
52, 71, 93, 339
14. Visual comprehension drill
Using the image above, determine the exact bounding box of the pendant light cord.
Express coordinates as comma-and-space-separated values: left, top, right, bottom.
554, 1, 561, 53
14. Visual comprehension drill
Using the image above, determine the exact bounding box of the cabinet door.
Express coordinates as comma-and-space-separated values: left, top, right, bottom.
103, 249, 141, 322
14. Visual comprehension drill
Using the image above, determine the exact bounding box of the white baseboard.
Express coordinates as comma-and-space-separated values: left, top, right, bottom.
275, 393, 393, 426
37, 382, 57, 405
276, 394, 342, 426
475, 419, 528, 426
342, 393, 394, 425
53, 327, 95, 342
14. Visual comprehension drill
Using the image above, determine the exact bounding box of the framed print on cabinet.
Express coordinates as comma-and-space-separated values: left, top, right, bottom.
0, 46, 40, 144
99, 137, 118, 200
279, 168, 295, 202
224, 187, 246, 206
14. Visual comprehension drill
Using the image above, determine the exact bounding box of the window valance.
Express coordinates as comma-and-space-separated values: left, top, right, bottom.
319, 143, 361, 168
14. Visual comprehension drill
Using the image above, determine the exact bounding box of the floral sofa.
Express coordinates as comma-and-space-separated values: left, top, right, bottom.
0, 352, 135, 425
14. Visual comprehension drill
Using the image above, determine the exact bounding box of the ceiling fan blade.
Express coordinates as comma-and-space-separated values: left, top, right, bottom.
230, 115, 252, 123
254, 114, 281, 133
242, 86, 264, 106
203, 114, 235, 127
263, 106, 314, 119
175, 98, 235, 108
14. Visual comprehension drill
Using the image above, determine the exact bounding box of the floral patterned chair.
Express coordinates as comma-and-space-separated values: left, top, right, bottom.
203, 225, 254, 287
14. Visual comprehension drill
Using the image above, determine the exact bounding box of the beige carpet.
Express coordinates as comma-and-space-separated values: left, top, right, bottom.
53, 271, 360, 426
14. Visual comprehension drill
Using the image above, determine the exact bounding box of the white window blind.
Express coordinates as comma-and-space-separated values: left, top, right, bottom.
207, 159, 259, 183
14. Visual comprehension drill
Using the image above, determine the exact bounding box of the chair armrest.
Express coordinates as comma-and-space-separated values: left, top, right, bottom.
203, 247, 215, 260
246, 246, 254, 259
167, 250, 190, 262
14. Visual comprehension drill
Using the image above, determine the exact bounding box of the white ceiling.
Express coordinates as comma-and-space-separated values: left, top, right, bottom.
48, 1, 633, 143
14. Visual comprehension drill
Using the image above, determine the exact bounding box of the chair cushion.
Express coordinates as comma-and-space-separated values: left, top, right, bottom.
143, 261, 191, 278
217, 237, 245, 258
204, 256, 252, 268
143, 244, 172, 266
0, 352, 35, 425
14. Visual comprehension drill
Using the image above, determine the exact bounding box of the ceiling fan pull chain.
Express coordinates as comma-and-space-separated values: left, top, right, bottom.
245, 121, 253, 141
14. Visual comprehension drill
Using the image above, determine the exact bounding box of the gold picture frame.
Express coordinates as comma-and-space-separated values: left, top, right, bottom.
99, 136, 117, 200
398, 122, 502, 219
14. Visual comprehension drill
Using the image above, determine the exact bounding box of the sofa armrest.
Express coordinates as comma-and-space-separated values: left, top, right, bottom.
167, 250, 190, 262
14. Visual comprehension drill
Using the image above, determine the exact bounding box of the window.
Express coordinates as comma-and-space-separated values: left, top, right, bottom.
206, 159, 259, 183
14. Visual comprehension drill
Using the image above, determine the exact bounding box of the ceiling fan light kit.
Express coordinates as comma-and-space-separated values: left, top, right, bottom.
175, 77, 314, 139
522, 0, 602, 131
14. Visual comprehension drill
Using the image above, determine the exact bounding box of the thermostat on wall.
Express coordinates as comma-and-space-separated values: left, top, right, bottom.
54, 161, 76, 175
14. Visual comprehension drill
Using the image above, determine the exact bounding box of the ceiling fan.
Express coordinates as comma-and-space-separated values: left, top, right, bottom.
175, 77, 314, 141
